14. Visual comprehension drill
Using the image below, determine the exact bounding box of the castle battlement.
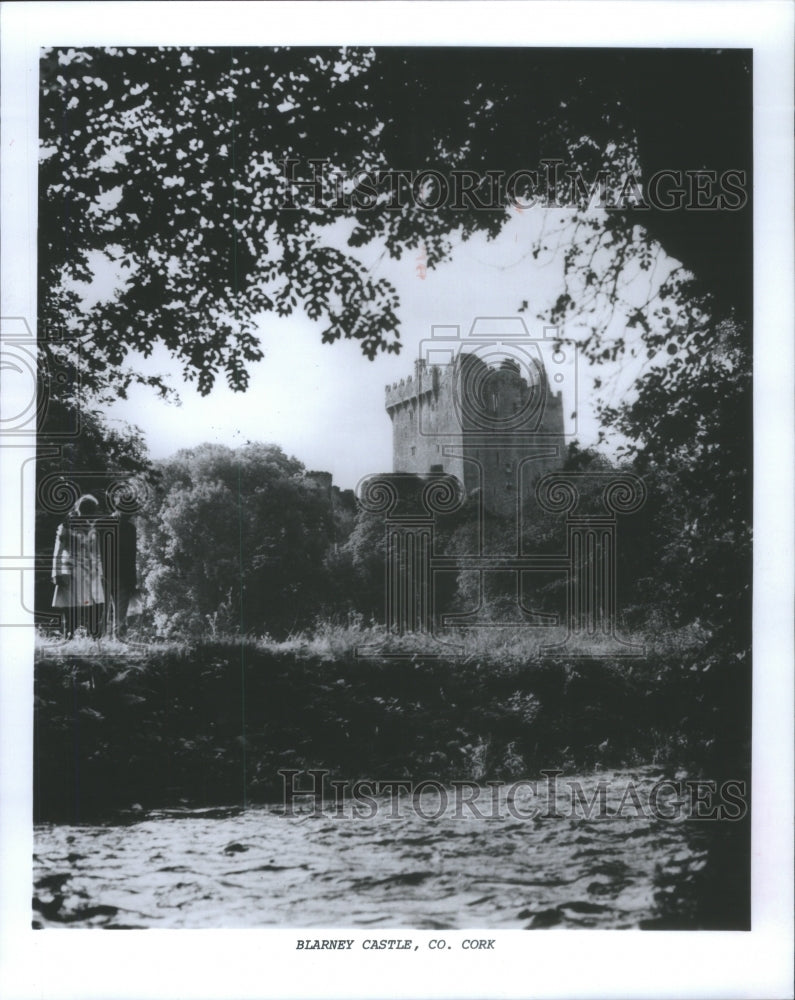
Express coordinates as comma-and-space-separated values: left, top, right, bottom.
385, 351, 566, 516
385, 362, 441, 410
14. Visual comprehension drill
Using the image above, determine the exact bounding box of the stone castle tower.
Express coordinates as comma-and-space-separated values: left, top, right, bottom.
385, 346, 566, 517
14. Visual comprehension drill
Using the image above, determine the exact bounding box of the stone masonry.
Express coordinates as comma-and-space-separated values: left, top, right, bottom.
386, 352, 565, 518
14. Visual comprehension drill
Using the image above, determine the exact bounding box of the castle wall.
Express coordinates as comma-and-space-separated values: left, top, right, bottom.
386, 355, 565, 518
387, 362, 466, 487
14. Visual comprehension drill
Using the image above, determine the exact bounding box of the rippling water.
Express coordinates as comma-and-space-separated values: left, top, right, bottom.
34, 768, 705, 929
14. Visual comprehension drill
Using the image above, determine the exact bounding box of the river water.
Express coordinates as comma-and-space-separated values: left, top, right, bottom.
33, 767, 708, 929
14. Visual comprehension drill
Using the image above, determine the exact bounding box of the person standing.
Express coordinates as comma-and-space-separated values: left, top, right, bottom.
51, 494, 105, 639
103, 509, 138, 637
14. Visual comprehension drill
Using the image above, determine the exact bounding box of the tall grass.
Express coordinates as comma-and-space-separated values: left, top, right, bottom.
35, 610, 709, 664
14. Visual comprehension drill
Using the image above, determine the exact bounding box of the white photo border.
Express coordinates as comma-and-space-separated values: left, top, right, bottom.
1, 3, 792, 999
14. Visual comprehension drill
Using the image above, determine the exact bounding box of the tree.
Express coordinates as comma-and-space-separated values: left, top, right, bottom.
39, 47, 750, 400
600, 318, 751, 638
324, 510, 386, 621
141, 442, 335, 636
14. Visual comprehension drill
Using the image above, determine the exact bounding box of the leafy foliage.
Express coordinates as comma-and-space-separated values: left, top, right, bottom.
40, 47, 750, 401
34, 635, 746, 819
604, 318, 752, 636
140, 442, 338, 636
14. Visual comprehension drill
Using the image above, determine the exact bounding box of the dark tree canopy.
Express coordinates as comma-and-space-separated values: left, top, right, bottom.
39, 46, 751, 401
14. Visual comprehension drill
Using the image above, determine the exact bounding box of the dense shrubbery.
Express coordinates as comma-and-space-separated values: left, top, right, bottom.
33, 629, 750, 823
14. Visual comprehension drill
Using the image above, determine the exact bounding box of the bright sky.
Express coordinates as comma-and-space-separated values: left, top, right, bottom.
103, 205, 652, 489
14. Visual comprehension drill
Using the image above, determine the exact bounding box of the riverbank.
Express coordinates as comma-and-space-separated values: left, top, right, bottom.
33, 626, 750, 823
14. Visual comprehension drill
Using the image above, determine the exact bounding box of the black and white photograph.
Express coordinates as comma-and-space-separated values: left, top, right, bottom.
0, 3, 792, 999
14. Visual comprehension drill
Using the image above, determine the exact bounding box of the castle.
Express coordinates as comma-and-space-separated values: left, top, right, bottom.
385, 344, 566, 517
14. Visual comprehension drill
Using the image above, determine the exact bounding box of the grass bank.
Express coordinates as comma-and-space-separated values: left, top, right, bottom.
33, 626, 750, 822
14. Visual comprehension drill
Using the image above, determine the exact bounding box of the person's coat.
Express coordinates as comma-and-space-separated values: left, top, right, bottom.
51, 517, 104, 609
